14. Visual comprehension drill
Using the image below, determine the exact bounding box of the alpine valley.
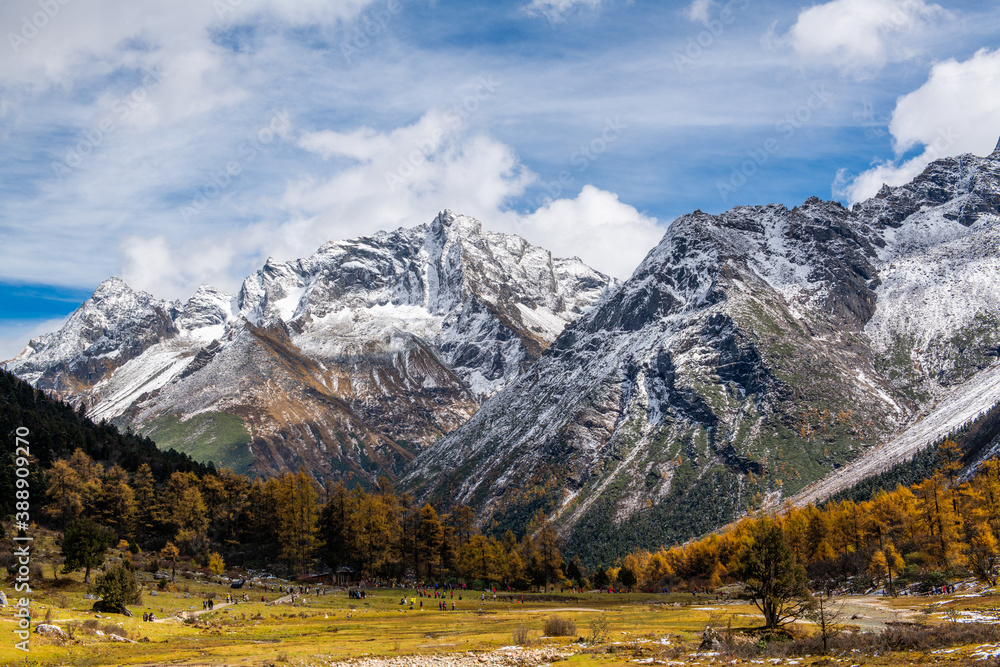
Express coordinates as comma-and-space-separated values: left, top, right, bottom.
8, 141, 1000, 561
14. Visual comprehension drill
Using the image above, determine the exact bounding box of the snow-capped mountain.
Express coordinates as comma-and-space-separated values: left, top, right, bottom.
6, 212, 616, 481
404, 140, 1000, 563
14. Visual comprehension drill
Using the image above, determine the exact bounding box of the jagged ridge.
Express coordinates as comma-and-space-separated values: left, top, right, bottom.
6, 212, 616, 483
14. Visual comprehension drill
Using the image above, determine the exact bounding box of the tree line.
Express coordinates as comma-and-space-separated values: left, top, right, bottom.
37, 448, 579, 589
9, 367, 1000, 606
610, 440, 1000, 600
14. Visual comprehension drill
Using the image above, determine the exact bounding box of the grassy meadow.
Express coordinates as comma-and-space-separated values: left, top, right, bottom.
6, 535, 1000, 667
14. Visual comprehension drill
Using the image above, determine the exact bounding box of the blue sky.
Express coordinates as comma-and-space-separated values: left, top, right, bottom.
1, 0, 1000, 360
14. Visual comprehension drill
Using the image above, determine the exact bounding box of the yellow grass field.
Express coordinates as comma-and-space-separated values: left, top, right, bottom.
5, 564, 1000, 667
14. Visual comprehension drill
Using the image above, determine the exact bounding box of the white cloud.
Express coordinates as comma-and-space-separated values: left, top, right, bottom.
835, 48, 1000, 204
513, 185, 663, 280
0, 0, 376, 116
116, 109, 530, 298
523, 0, 606, 23
788, 0, 945, 75
115, 109, 662, 300
685, 0, 713, 24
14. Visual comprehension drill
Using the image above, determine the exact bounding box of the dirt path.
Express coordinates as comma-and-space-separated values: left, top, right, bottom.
512, 607, 604, 613
821, 595, 925, 630
153, 601, 232, 623
147, 593, 295, 623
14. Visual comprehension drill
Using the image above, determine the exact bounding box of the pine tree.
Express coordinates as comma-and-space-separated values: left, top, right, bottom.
92, 561, 141, 613
460, 534, 497, 583
535, 523, 563, 591
732, 517, 809, 629
164, 472, 209, 552
277, 471, 319, 575
131, 463, 161, 542
44, 459, 84, 527
415, 504, 444, 579
61, 517, 115, 584
94, 465, 137, 539
319, 482, 352, 569
159, 542, 180, 581
968, 525, 1000, 586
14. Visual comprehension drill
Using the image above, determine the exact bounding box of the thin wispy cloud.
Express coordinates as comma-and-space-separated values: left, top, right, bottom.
685, 0, 714, 24
523, 0, 607, 23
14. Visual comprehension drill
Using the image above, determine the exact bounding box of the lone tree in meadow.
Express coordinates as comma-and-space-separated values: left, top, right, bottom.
61, 517, 115, 584
732, 516, 810, 629
92, 561, 141, 614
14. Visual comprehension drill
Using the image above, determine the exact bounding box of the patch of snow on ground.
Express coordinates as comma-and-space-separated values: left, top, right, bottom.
972, 643, 1000, 660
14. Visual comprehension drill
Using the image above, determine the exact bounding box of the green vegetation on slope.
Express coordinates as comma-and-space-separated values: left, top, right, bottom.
143, 412, 254, 474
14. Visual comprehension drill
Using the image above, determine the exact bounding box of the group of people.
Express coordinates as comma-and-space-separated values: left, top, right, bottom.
399, 596, 459, 611
141, 612, 157, 622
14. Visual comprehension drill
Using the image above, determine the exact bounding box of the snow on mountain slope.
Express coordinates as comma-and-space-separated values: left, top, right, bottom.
6, 211, 615, 481
8, 277, 179, 393
792, 359, 1000, 507
235, 211, 613, 398
405, 143, 1000, 562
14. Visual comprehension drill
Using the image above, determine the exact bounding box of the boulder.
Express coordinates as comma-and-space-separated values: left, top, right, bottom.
0, 590, 7, 607
92, 600, 133, 616
35, 624, 67, 638
699, 626, 723, 651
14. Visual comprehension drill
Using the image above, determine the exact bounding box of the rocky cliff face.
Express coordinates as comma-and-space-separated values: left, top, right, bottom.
404, 144, 1000, 563
6, 212, 615, 482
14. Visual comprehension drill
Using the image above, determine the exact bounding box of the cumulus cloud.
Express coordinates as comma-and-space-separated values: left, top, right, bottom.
523, 0, 606, 23
835, 48, 1000, 204
280, 109, 535, 255
513, 185, 663, 280
116, 108, 662, 299
788, 0, 945, 75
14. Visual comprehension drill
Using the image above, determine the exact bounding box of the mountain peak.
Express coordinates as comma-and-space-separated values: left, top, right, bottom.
992, 135, 1000, 159
432, 209, 482, 236
93, 275, 131, 295
435, 209, 457, 225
